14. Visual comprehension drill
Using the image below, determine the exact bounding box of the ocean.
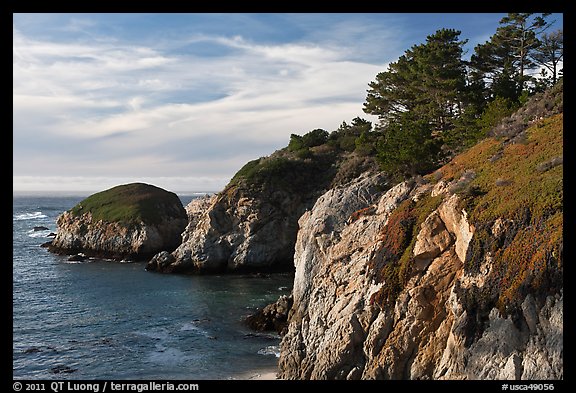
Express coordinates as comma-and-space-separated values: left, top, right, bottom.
12, 193, 293, 380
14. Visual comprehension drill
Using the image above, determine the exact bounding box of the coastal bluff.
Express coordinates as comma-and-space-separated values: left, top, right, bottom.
46, 183, 187, 261
146, 138, 380, 274
278, 110, 563, 380
44, 83, 561, 380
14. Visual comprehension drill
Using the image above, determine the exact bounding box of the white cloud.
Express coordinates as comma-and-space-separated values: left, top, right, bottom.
13, 20, 387, 191
61, 17, 98, 33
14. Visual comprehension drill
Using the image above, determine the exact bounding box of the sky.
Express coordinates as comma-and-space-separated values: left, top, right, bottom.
13, 13, 563, 193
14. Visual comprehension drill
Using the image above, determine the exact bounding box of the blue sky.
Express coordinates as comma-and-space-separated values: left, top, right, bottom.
13, 13, 563, 193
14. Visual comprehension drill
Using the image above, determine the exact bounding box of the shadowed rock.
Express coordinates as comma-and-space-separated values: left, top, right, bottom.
245, 295, 293, 335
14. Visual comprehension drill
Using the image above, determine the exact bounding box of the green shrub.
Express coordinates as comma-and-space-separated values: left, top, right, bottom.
301, 129, 329, 148
354, 131, 376, 156
376, 113, 441, 179
477, 96, 519, 135
229, 158, 262, 184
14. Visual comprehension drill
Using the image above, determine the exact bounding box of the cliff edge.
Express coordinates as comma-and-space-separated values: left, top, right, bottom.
147, 132, 379, 273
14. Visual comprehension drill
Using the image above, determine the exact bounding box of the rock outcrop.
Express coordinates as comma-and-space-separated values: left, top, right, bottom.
148, 145, 379, 273
184, 194, 218, 227
47, 183, 187, 261
278, 108, 563, 379
147, 185, 309, 273
244, 294, 294, 335
279, 173, 563, 380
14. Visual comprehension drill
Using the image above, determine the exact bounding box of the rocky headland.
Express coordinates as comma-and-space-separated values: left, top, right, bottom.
146, 133, 379, 274
46, 183, 187, 261
146, 84, 562, 380
276, 88, 563, 379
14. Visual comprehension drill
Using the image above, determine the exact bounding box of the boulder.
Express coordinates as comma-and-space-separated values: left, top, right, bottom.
245, 295, 294, 335
146, 250, 175, 271
67, 253, 87, 262
412, 211, 453, 270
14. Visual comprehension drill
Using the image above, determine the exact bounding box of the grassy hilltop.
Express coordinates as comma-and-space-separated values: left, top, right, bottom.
69, 183, 185, 225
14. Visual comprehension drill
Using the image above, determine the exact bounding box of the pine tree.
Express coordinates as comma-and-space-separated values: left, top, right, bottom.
364, 29, 468, 133
376, 112, 440, 178
531, 29, 563, 85
471, 13, 551, 98
363, 29, 469, 177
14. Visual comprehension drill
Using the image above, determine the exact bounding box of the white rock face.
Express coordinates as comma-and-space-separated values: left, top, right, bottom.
51, 211, 187, 260
292, 172, 387, 314
437, 194, 475, 263
412, 211, 453, 270
152, 181, 323, 273
183, 194, 217, 238
279, 178, 563, 380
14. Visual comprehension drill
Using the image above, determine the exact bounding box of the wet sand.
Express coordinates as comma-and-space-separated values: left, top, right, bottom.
232, 367, 279, 380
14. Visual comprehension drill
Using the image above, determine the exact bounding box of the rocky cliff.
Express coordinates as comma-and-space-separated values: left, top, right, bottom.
147, 143, 379, 273
47, 183, 187, 261
278, 112, 563, 380
141, 83, 562, 379
147, 182, 308, 273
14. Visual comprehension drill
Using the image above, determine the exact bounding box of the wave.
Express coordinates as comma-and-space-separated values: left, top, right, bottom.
14, 212, 47, 221
27, 230, 51, 238
62, 259, 95, 264
179, 321, 212, 338
257, 345, 280, 358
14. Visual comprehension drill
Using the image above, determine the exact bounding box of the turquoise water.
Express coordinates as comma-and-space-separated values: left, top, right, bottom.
13, 195, 292, 380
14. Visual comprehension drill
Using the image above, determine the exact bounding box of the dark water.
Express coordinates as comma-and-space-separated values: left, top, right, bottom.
13, 194, 292, 380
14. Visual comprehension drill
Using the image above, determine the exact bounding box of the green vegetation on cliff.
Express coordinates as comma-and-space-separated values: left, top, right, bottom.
362, 14, 561, 178
226, 125, 379, 198
369, 193, 444, 306
366, 79, 562, 317
69, 183, 185, 225
434, 112, 563, 316
230, 14, 562, 192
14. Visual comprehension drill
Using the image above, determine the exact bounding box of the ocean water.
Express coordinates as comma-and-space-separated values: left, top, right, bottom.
13, 194, 293, 380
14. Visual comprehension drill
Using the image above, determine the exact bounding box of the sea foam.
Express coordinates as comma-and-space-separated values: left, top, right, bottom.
27, 230, 51, 238
14, 212, 47, 221
257, 345, 280, 358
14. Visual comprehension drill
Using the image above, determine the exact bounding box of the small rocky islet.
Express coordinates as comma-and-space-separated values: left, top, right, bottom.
44, 182, 187, 261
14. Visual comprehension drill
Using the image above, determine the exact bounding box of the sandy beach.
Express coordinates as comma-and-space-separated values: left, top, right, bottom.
232, 368, 279, 380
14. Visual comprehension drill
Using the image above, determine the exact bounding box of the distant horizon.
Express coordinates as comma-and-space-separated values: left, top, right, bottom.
12, 189, 219, 196
13, 174, 228, 194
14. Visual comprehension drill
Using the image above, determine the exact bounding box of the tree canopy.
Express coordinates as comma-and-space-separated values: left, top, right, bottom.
531, 29, 563, 86
364, 28, 468, 133
359, 14, 561, 179
282, 14, 562, 182
470, 13, 552, 99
